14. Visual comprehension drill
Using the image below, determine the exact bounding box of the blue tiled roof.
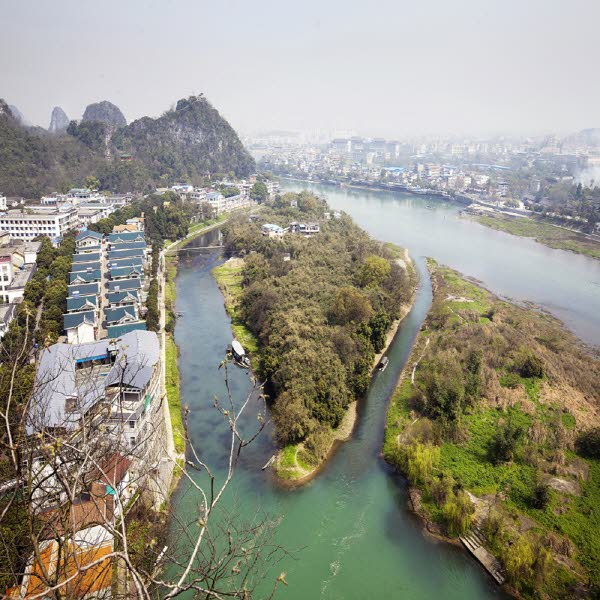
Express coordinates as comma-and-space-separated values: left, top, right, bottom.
74, 244, 101, 254
108, 248, 144, 260
106, 322, 147, 338
107, 278, 141, 291
67, 282, 100, 297
66, 295, 98, 312
72, 252, 101, 263
76, 230, 103, 241
106, 290, 140, 305
110, 240, 146, 251
107, 232, 145, 243
69, 270, 101, 284
105, 305, 138, 324
63, 310, 96, 330
110, 266, 144, 280
107, 257, 143, 270
70, 261, 101, 273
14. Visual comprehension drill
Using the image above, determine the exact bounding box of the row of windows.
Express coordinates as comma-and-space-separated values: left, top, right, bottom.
0, 219, 58, 225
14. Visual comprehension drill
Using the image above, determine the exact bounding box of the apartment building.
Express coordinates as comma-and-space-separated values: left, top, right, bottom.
0, 204, 77, 241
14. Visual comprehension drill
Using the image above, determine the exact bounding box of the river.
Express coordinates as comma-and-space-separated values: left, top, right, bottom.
168, 183, 600, 598
168, 225, 505, 599
282, 181, 600, 348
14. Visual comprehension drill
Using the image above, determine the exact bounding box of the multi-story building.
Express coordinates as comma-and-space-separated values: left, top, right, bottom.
0, 204, 77, 241
32, 330, 163, 481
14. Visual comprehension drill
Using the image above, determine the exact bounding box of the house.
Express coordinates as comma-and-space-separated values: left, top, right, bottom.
63, 311, 97, 344
262, 223, 285, 238
75, 230, 103, 249
72, 252, 101, 263
107, 248, 144, 260
23, 241, 41, 264
32, 330, 161, 457
107, 257, 143, 270
104, 305, 138, 326
0, 204, 77, 241
289, 222, 320, 235
109, 266, 144, 280
75, 244, 101, 255
107, 231, 145, 244
106, 290, 140, 307
70, 260, 101, 273
13, 528, 113, 599
68, 283, 100, 298
0, 303, 17, 338
6, 264, 36, 303
107, 278, 141, 292
109, 240, 146, 252
69, 269, 101, 284
66, 295, 98, 314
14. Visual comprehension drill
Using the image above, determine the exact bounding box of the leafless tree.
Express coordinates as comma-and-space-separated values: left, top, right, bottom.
0, 327, 287, 600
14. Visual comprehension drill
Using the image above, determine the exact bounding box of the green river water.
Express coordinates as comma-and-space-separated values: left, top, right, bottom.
168, 183, 600, 599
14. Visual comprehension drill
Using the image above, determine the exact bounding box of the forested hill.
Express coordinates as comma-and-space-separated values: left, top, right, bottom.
112, 95, 255, 182
0, 99, 97, 197
0, 95, 254, 197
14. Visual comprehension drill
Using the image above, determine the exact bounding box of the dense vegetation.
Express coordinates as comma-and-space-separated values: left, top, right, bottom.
89, 191, 193, 246
0, 234, 75, 589
221, 191, 414, 465
0, 95, 255, 197
384, 262, 600, 598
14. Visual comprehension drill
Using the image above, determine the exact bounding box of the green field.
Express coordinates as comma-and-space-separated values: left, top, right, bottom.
475, 214, 600, 260
384, 262, 600, 595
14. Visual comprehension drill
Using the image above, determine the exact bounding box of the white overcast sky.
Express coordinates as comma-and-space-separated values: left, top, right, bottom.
1, 0, 599, 137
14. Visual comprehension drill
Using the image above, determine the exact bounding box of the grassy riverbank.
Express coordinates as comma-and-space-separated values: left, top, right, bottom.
384, 261, 600, 597
212, 258, 259, 362
474, 213, 600, 260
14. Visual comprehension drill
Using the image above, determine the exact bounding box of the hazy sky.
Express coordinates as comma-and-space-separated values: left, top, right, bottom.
2, 0, 599, 137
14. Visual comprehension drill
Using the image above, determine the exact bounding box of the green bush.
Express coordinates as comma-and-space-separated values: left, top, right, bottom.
576, 427, 600, 459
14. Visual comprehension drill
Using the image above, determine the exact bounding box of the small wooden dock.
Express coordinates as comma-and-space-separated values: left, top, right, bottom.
460, 527, 506, 585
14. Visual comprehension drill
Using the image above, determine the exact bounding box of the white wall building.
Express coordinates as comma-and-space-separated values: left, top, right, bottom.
0, 204, 78, 241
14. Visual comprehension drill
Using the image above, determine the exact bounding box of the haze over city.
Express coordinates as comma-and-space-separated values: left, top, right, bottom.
2, 0, 600, 137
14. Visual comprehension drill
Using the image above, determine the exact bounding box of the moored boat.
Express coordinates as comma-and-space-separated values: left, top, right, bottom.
230, 339, 251, 368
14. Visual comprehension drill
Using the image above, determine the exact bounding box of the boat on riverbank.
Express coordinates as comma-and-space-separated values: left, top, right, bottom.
378, 356, 389, 371
229, 339, 250, 368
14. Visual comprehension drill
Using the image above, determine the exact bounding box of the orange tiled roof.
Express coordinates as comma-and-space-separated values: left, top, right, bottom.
21, 538, 112, 598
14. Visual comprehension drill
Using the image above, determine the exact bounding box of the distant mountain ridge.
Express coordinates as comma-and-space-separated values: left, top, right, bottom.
0, 95, 255, 197
82, 100, 127, 128
48, 106, 69, 133
112, 95, 254, 180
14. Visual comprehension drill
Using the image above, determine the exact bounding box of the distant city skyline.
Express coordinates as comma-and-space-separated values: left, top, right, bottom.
2, 0, 599, 137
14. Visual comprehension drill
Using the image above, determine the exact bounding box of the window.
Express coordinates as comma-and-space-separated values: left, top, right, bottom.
129, 420, 135, 429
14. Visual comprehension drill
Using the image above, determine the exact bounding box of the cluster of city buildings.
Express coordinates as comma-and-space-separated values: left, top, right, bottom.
65, 222, 147, 343
4, 208, 171, 599
0, 189, 135, 243
255, 132, 600, 223
162, 175, 279, 215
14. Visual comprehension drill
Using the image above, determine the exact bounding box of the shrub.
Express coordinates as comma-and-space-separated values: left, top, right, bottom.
531, 480, 551, 509
489, 416, 525, 464
576, 427, 600, 459
513, 349, 544, 379
442, 489, 474, 536
499, 372, 521, 389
